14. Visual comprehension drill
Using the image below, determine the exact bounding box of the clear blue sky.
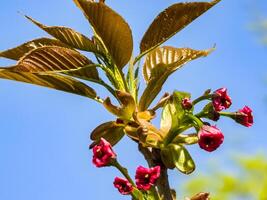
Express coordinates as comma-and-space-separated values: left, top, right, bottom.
0, 0, 266, 200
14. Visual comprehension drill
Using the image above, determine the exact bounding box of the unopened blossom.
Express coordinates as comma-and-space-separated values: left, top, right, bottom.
182, 98, 193, 110
113, 177, 133, 195
212, 88, 232, 112
235, 106, 253, 127
135, 165, 161, 190
92, 138, 116, 167
198, 125, 224, 152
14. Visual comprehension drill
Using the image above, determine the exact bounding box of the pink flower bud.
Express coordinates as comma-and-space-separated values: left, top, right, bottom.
92, 138, 116, 167
135, 166, 161, 191
212, 88, 232, 112
198, 125, 224, 152
182, 98, 193, 110
235, 106, 253, 127
113, 177, 133, 195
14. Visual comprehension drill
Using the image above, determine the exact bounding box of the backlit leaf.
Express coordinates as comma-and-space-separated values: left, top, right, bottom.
25, 16, 99, 53
139, 46, 212, 111
169, 144, 195, 174
0, 69, 97, 99
140, 0, 220, 53
103, 90, 135, 119
76, 0, 133, 68
0, 38, 68, 61
10, 46, 96, 73
90, 121, 124, 146
65, 66, 99, 82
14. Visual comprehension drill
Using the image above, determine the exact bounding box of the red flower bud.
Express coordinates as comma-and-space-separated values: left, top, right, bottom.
135, 166, 161, 190
182, 98, 193, 110
92, 138, 116, 167
113, 177, 133, 195
212, 88, 232, 112
235, 106, 253, 127
198, 125, 224, 152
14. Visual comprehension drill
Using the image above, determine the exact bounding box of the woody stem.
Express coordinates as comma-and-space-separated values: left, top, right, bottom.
138, 145, 174, 200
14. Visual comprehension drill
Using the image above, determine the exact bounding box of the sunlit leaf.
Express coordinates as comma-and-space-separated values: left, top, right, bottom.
173, 133, 199, 145
140, 0, 220, 53
139, 46, 212, 111
25, 16, 100, 53
90, 121, 124, 147
73, 0, 93, 10
103, 90, 135, 119
0, 69, 97, 99
169, 144, 195, 174
0, 38, 68, 61
9, 46, 96, 73
76, 0, 133, 68
65, 66, 99, 82
161, 146, 176, 169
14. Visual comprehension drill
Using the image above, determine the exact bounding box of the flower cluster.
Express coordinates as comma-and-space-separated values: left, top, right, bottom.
90, 87, 254, 198
92, 138, 161, 196
194, 88, 253, 152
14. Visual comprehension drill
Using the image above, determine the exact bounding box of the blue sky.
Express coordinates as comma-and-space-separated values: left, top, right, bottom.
0, 0, 266, 200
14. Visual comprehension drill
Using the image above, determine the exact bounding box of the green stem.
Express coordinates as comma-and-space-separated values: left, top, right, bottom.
112, 159, 135, 187
163, 125, 191, 146
195, 111, 207, 118
187, 115, 204, 129
151, 186, 161, 200
192, 94, 213, 105
220, 111, 235, 117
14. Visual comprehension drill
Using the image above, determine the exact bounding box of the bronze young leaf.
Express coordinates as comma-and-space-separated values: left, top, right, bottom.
139, 46, 213, 111
0, 69, 97, 99
0, 38, 68, 61
76, 0, 133, 69
9, 46, 95, 73
25, 16, 100, 53
90, 121, 125, 147
140, 0, 220, 54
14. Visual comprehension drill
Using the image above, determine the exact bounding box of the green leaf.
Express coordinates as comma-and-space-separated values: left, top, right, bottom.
25, 16, 100, 53
161, 147, 176, 169
76, 0, 133, 69
0, 38, 68, 60
0, 69, 97, 99
90, 121, 124, 146
161, 100, 178, 134
139, 46, 212, 111
9, 46, 97, 74
161, 91, 191, 132
168, 144, 195, 174
140, 0, 220, 54
173, 133, 199, 145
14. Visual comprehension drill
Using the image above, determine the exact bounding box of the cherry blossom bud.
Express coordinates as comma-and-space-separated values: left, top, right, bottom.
212, 88, 232, 112
198, 125, 224, 152
92, 138, 116, 167
113, 177, 133, 195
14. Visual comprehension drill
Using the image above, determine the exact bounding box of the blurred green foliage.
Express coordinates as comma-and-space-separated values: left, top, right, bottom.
182, 154, 267, 200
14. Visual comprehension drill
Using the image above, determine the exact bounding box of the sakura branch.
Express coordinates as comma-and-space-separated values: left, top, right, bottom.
0, 0, 254, 199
